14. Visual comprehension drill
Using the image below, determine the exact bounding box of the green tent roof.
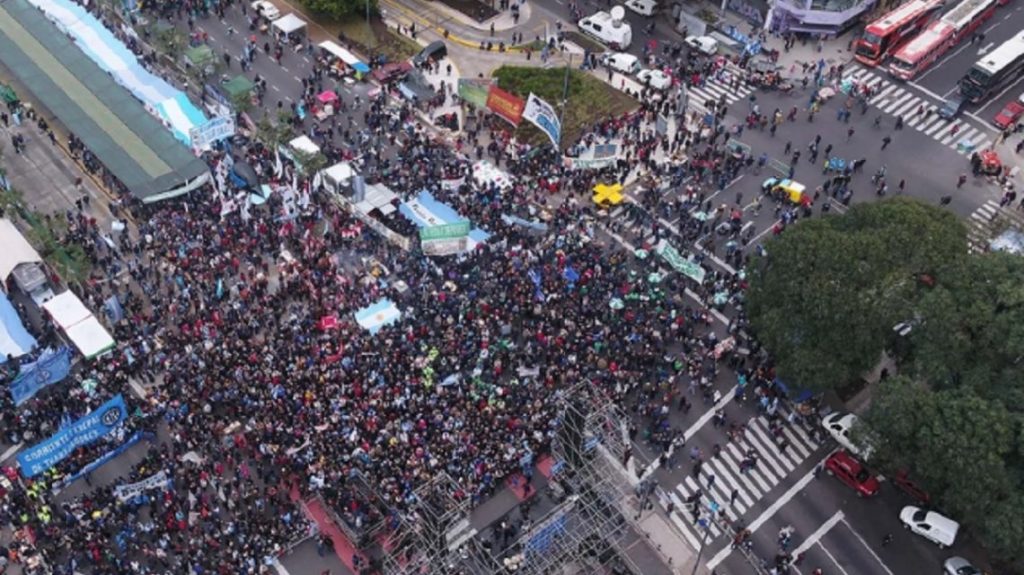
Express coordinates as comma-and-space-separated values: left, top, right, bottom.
222, 75, 254, 99
184, 44, 215, 66
0, 0, 209, 202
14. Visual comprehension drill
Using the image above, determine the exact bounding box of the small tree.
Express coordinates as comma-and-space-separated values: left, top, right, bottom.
292, 149, 328, 179
229, 88, 254, 115
254, 115, 293, 150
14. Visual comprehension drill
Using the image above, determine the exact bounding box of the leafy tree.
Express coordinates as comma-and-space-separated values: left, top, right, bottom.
745, 198, 966, 392
304, 0, 377, 19
905, 253, 1024, 410
254, 115, 293, 150
865, 378, 1024, 571
292, 149, 328, 178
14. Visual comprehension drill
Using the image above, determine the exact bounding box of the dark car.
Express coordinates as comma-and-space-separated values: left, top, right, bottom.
413, 40, 447, 66
939, 93, 965, 119
370, 61, 412, 84
891, 469, 930, 504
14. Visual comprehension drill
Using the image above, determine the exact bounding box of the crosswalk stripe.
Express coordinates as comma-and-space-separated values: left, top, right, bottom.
666, 502, 704, 549
683, 473, 741, 521
751, 417, 808, 465
968, 130, 989, 146
723, 442, 767, 494
777, 424, 814, 460
924, 118, 948, 136
869, 84, 898, 105
700, 461, 746, 515
745, 421, 793, 476
706, 456, 754, 509
954, 127, 979, 146
725, 442, 773, 492
889, 95, 920, 118
939, 122, 965, 144
781, 416, 820, 447
915, 116, 941, 132
718, 446, 761, 501
679, 479, 725, 535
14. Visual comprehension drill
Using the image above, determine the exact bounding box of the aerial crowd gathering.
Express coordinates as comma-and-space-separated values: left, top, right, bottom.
0, 0, 845, 573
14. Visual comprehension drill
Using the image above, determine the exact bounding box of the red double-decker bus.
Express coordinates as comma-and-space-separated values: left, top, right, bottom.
888, 0, 1001, 80
854, 0, 945, 67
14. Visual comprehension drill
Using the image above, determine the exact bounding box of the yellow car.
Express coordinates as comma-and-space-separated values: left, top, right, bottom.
762, 177, 806, 205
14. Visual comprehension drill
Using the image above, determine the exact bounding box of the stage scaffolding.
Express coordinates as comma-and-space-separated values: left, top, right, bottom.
375, 380, 657, 575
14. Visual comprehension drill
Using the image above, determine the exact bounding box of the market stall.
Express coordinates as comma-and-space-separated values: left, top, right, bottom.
318, 40, 371, 80
271, 13, 306, 44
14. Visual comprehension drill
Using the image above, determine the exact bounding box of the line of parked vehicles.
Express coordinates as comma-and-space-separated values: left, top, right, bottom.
818, 410, 988, 573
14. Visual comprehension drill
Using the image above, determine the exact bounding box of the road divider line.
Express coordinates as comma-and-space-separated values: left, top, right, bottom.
840, 517, 896, 575
792, 510, 844, 557
706, 455, 827, 570
818, 542, 852, 575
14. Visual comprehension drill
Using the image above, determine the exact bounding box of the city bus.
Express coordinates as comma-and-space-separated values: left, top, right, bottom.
854, 0, 945, 67
888, 0, 1000, 80
960, 31, 1024, 103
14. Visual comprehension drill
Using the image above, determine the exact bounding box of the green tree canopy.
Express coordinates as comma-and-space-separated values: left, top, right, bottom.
906, 253, 1024, 410
865, 378, 1024, 569
746, 197, 966, 392
304, 0, 376, 19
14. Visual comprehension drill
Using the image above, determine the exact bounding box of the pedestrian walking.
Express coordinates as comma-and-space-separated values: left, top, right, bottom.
881, 135, 892, 149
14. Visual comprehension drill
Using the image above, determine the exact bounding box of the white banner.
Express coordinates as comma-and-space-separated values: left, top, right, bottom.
189, 116, 236, 151
113, 470, 170, 501
523, 93, 562, 148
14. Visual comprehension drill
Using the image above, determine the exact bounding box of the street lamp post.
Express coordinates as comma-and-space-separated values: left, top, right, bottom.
690, 519, 713, 575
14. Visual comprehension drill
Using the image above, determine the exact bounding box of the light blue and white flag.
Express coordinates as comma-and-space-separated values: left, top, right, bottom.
354, 299, 402, 334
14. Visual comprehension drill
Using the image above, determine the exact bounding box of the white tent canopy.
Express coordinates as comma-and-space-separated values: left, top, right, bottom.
42, 290, 115, 359
272, 13, 306, 36
289, 135, 320, 155
0, 219, 42, 282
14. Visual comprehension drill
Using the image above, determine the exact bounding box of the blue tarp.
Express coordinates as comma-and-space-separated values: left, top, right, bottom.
25, 0, 208, 146
398, 190, 491, 245
0, 290, 36, 363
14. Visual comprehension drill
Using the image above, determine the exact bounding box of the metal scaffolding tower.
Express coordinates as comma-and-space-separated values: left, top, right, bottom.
380, 472, 493, 575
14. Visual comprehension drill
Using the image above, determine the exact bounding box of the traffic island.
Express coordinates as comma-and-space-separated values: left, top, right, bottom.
335, 16, 422, 63
491, 65, 638, 149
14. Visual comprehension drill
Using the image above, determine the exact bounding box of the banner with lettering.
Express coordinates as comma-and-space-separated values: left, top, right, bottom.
17, 394, 128, 477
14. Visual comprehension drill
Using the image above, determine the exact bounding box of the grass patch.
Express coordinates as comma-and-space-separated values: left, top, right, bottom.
513, 39, 547, 51
492, 65, 637, 149
564, 31, 606, 53
334, 17, 421, 63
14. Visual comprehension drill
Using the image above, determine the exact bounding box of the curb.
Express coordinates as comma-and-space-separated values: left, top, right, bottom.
381, 0, 534, 53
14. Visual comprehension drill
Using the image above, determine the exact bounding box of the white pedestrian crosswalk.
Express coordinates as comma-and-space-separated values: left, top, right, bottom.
659, 414, 822, 549
841, 65, 993, 155
685, 74, 755, 109
967, 200, 1001, 253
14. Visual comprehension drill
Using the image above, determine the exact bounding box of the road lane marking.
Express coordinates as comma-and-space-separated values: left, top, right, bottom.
818, 542, 852, 575
706, 455, 827, 570
839, 517, 896, 575
792, 510, 844, 557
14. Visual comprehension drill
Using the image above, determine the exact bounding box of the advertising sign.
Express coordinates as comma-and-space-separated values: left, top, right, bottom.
18, 394, 128, 477
486, 86, 525, 126
522, 93, 562, 147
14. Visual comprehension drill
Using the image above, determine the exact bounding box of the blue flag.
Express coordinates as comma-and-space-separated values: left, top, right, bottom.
9, 347, 73, 406
104, 295, 124, 323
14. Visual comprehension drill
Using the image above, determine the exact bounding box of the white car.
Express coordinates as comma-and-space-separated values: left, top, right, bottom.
625, 0, 657, 16
900, 506, 959, 549
821, 411, 873, 459
943, 557, 982, 575
636, 69, 672, 90
251, 0, 281, 20
685, 35, 719, 55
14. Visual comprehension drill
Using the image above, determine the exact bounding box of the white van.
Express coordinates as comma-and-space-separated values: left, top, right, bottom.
899, 506, 959, 549
601, 52, 641, 75
578, 6, 633, 50
625, 0, 657, 16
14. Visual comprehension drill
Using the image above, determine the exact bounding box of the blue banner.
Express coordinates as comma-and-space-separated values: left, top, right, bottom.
18, 394, 128, 477
9, 347, 73, 406
63, 430, 153, 486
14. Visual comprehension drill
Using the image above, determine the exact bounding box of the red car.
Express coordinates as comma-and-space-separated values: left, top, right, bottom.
993, 95, 1024, 130
891, 469, 930, 505
825, 450, 880, 497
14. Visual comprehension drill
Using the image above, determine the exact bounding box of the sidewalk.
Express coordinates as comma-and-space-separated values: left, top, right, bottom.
380, 0, 553, 53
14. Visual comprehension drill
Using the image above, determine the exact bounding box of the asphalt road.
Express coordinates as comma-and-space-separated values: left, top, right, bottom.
910, 1, 1024, 122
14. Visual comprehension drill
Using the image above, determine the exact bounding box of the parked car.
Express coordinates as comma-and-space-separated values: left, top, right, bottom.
413, 40, 448, 66
993, 93, 1024, 129
824, 450, 880, 497
625, 0, 658, 16
251, 0, 281, 20
600, 52, 642, 75
370, 61, 412, 84
821, 411, 873, 459
891, 469, 930, 505
685, 35, 718, 55
900, 506, 960, 549
578, 8, 633, 51
939, 93, 965, 120
943, 556, 982, 575
636, 68, 672, 90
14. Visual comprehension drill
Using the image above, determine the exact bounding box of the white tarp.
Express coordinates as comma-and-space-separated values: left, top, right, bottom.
42, 290, 115, 359
288, 136, 320, 155
0, 219, 42, 282
272, 13, 307, 36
